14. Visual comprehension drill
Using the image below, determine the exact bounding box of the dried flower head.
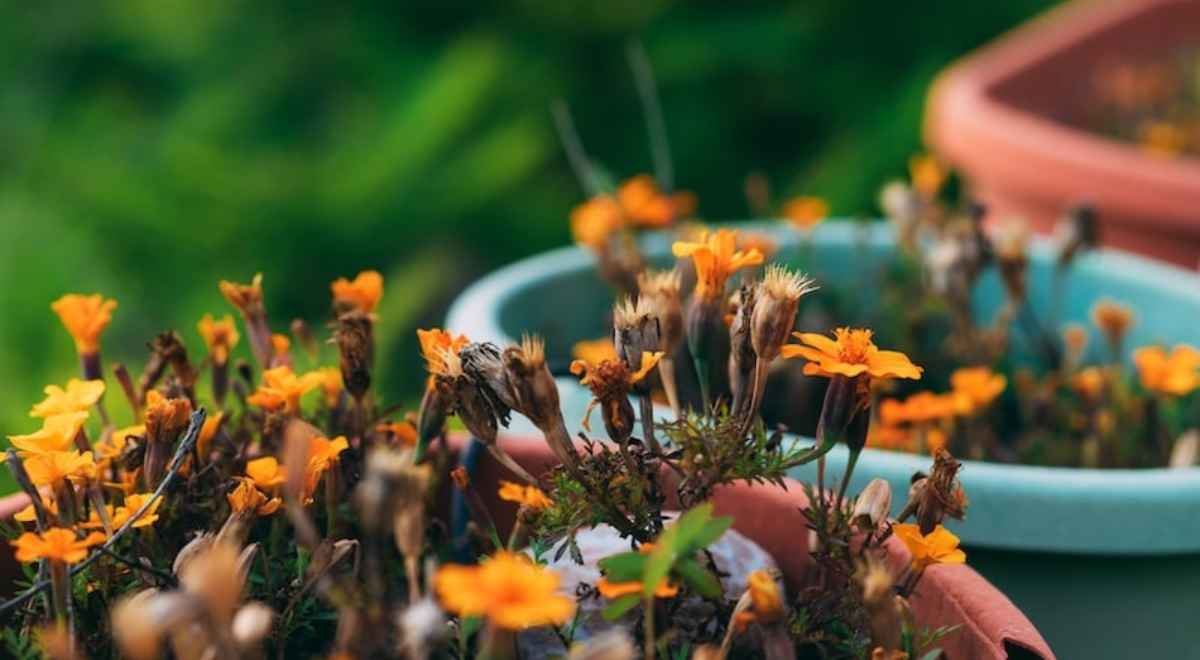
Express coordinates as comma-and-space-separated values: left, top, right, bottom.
613, 296, 661, 372
782, 196, 829, 230
179, 540, 246, 624
331, 269, 384, 315
417, 328, 470, 377
434, 551, 574, 630
638, 269, 683, 350
197, 314, 240, 364
219, 274, 265, 318
672, 229, 764, 300
852, 478, 893, 532
30, 379, 105, 419
51, 294, 117, 355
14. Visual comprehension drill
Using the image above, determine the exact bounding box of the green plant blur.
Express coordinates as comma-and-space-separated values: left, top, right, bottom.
0, 1, 1056, 492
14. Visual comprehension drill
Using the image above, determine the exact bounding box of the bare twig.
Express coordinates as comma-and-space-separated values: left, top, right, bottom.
551, 99, 603, 197
626, 39, 674, 192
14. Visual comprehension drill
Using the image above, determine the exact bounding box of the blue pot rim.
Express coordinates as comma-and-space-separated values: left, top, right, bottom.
446, 220, 1200, 555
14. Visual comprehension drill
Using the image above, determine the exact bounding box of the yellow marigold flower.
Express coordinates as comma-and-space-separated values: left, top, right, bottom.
331, 270, 384, 315
782, 196, 829, 230
1090, 299, 1135, 345
246, 456, 287, 490
227, 477, 281, 516
497, 480, 553, 510
30, 379, 105, 418
9, 411, 89, 455
316, 367, 343, 407
144, 390, 193, 445
218, 274, 264, 317
416, 328, 470, 377
892, 523, 966, 571
271, 333, 291, 358
781, 328, 922, 381
15, 497, 58, 523
950, 366, 1007, 413
570, 195, 623, 251
435, 550, 575, 630
24, 450, 95, 487
197, 314, 240, 364
1071, 367, 1107, 401
196, 411, 224, 458
247, 366, 323, 414
95, 425, 144, 462
908, 153, 947, 198
571, 337, 618, 368
50, 294, 117, 355
746, 569, 783, 621
672, 229, 764, 300
81, 493, 162, 531
1134, 345, 1200, 396
11, 527, 105, 564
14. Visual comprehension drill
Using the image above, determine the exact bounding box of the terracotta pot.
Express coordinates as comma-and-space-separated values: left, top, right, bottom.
925, 0, 1200, 268
452, 434, 1054, 660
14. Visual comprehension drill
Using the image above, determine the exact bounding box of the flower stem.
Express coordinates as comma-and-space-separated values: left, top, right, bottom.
643, 595, 657, 659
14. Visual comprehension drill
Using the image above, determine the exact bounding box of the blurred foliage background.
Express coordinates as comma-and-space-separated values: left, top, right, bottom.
0, 0, 1057, 484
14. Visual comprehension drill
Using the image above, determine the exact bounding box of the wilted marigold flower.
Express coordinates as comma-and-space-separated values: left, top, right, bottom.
782, 196, 829, 230
51, 294, 117, 355
1133, 345, 1200, 396
11, 527, 105, 564
497, 480, 553, 510
197, 314, 240, 364
417, 328, 470, 377
219, 273, 264, 317
949, 366, 1007, 414
435, 551, 574, 630
782, 328, 922, 381
196, 411, 225, 458
331, 270, 384, 315
9, 411, 89, 455
247, 366, 323, 414
227, 477, 281, 516
892, 523, 966, 571
30, 379, 105, 418
672, 229, 764, 300
24, 450, 95, 487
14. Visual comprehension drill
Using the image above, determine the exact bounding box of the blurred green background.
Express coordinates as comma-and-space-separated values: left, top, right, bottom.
0, 1, 1057, 489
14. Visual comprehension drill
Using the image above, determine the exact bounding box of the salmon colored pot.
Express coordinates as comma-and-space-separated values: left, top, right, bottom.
925, 0, 1200, 268
451, 434, 1054, 660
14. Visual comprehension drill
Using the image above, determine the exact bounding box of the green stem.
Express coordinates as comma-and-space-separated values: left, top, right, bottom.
643, 596, 656, 659
835, 446, 862, 511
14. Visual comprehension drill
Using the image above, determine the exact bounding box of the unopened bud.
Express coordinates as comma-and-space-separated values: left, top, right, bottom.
852, 478, 892, 531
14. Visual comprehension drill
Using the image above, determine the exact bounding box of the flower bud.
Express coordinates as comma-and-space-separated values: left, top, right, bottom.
334, 310, 373, 401
751, 265, 816, 364
502, 335, 561, 430
638, 270, 683, 353
852, 479, 892, 532
728, 284, 757, 418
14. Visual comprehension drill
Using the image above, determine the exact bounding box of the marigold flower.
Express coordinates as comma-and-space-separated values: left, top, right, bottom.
9, 411, 89, 455
782, 328, 922, 381
24, 449, 95, 486
497, 480, 553, 510
417, 328, 470, 377
1134, 345, 1200, 396
571, 195, 623, 251
197, 411, 225, 458
1091, 299, 1135, 349
246, 457, 287, 490
271, 333, 291, 360
197, 314, 240, 364
434, 551, 574, 630
144, 390, 192, 436
30, 379, 105, 418
617, 175, 693, 227
331, 270, 384, 315
11, 527, 105, 564
672, 229, 764, 300
782, 196, 829, 230
866, 424, 916, 452
743, 569, 784, 625
571, 338, 618, 368
376, 421, 418, 447
51, 294, 117, 355
879, 392, 957, 426
908, 153, 947, 198
307, 435, 349, 474
95, 425, 144, 462
227, 477, 281, 516
949, 366, 1007, 413
82, 493, 163, 531
892, 523, 966, 571
1071, 367, 1107, 401
247, 366, 323, 414
316, 367, 344, 407
15, 497, 58, 523
219, 274, 264, 317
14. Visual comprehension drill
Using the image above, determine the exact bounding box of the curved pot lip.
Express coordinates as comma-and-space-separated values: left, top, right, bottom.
460, 433, 1055, 660
924, 0, 1200, 231
447, 221, 1200, 554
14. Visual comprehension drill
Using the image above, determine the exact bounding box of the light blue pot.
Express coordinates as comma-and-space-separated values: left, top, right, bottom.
447, 221, 1200, 659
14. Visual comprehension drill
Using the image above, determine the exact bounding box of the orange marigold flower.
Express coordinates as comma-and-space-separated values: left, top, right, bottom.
95, 425, 143, 462
782, 196, 829, 230
24, 450, 95, 487
30, 379, 105, 418
11, 527, 105, 564
435, 551, 575, 630
950, 366, 1007, 413
144, 390, 193, 442
227, 477, 281, 516
497, 480, 553, 510
1133, 345, 1200, 396
81, 493, 163, 531
734, 569, 785, 631
672, 229, 764, 300
316, 367, 343, 407
246, 456, 287, 490
1090, 299, 1135, 345
866, 424, 916, 452
9, 411, 89, 456
1071, 367, 1107, 401
331, 270, 384, 315
570, 195, 623, 251
909, 153, 947, 198
247, 366, 323, 414
596, 542, 678, 600
892, 523, 966, 571
781, 328, 922, 381
197, 314, 240, 364
219, 274, 264, 317
15, 497, 58, 523
617, 175, 692, 227
196, 411, 225, 459
307, 435, 349, 474
50, 294, 117, 355
417, 328, 470, 377
879, 392, 958, 427
571, 337, 618, 368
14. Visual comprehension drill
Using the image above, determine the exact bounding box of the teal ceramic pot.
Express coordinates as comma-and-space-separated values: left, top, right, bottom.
447, 221, 1200, 659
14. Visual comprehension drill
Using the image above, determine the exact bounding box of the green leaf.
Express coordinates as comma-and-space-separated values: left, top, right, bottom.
674, 557, 722, 598
598, 551, 646, 582
689, 515, 734, 551
602, 593, 642, 621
